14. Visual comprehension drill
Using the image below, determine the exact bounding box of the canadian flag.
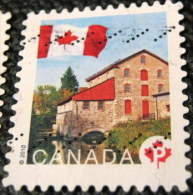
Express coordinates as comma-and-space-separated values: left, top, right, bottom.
37, 24, 108, 58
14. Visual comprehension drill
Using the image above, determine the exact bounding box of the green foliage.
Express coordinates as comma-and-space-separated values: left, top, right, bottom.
27, 113, 56, 164
61, 66, 79, 94
28, 67, 80, 164
28, 85, 61, 164
106, 119, 171, 163
35, 85, 61, 114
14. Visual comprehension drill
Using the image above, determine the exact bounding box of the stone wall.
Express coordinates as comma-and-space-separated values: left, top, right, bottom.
55, 100, 114, 137
70, 100, 114, 136
154, 95, 170, 119
88, 68, 115, 87
54, 51, 170, 136
112, 52, 169, 122
56, 100, 73, 125
87, 51, 169, 122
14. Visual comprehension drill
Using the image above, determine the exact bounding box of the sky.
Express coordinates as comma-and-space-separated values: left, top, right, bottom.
35, 12, 168, 89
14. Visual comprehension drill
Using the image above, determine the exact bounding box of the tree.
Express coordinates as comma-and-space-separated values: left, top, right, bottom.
34, 85, 61, 114
61, 89, 73, 98
60, 66, 79, 95
32, 91, 41, 114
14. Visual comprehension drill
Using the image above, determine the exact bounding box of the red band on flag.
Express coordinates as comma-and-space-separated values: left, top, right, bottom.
83, 25, 108, 58
37, 25, 53, 58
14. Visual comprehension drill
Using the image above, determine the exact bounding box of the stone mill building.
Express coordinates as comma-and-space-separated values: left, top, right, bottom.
53, 49, 170, 137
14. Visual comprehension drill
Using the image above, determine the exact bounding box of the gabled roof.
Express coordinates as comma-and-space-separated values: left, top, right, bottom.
57, 78, 115, 106
57, 87, 89, 106
86, 49, 168, 82
73, 77, 115, 101
57, 96, 72, 106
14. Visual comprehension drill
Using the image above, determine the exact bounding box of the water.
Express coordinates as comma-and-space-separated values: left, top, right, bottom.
28, 129, 137, 164
51, 131, 108, 164
53, 140, 106, 164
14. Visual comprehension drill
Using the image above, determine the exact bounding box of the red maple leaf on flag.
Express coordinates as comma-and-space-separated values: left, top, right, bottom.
57, 30, 78, 45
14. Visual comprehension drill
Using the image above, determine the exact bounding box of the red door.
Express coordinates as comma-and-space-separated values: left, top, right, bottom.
125, 100, 132, 114
142, 100, 149, 119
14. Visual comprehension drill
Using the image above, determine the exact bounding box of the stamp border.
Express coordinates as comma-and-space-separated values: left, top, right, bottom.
0, 12, 11, 113
3, 1, 191, 192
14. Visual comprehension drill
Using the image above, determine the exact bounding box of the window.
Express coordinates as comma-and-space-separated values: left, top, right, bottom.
157, 69, 162, 78
125, 99, 132, 114
141, 69, 148, 80
158, 84, 163, 93
141, 85, 149, 96
124, 84, 131, 93
83, 101, 89, 110
98, 101, 104, 110
124, 69, 130, 77
141, 55, 146, 64
166, 104, 170, 112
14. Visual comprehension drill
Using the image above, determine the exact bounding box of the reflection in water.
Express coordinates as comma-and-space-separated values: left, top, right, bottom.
28, 130, 137, 164
53, 139, 107, 164
52, 137, 136, 164
51, 130, 111, 164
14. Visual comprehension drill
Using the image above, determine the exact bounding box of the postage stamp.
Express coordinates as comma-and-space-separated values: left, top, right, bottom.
3, 1, 190, 191
0, 12, 10, 109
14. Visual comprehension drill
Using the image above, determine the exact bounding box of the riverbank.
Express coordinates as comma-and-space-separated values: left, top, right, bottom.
106, 119, 171, 163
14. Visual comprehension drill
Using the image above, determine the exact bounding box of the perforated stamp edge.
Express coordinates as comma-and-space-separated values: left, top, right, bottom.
0, 12, 11, 118
3, 1, 191, 192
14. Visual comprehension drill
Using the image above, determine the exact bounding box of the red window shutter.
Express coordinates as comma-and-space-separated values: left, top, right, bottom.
142, 100, 149, 119
142, 85, 149, 96
125, 100, 132, 114
141, 70, 148, 81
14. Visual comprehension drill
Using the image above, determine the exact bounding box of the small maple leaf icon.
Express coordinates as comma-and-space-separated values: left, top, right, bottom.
144, 147, 154, 162
144, 139, 171, 169
152, 140, 163, 148
158, 147, 171, 163
57, 30, 78, 45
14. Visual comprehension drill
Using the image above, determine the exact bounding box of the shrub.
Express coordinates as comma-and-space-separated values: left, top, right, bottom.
106, 119, 171, 163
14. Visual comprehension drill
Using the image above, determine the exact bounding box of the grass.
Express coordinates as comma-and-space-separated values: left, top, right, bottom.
106, 119, 171, 163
